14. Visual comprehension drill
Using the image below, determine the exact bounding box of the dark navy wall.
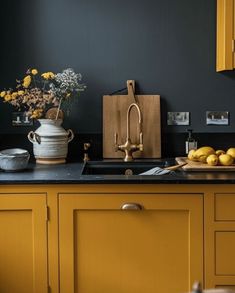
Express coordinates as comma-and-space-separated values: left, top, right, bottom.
1, 0, 235, 135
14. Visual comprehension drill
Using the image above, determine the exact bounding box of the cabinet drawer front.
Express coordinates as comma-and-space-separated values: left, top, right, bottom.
216, 232, 235, 275
215, 194, 235, 221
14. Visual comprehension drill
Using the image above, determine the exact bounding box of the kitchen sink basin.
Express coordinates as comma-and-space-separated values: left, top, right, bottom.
82, 160, 175, 175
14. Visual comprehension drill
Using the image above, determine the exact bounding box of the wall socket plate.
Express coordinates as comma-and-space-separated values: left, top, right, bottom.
206, 111, 229, 125
12, 112, 33, 126
167, 112, 190, 125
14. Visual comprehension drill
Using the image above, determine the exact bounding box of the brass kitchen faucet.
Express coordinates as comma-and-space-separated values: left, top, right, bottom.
115, 102, 143, 162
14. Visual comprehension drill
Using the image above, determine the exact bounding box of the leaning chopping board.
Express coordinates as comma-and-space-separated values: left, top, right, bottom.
176, 157, 235, 171
103, 80, 161, 158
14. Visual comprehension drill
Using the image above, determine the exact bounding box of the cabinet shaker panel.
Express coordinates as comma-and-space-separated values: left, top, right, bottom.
0, 193, 48, 293
216, 232, 235, 275
59, 193, 203, 293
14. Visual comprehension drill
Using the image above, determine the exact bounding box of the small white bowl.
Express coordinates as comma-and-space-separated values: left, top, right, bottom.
0, 148, 30, 171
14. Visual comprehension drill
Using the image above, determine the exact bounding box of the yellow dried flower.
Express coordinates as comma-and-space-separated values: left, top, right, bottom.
4, 94, 12, 101
31, 69, 38, 75
17, 90, 24, 95
11, 92, 18, 99
41, 72, 55, 80
0, 91, 6, 98
31, 108, 43, 119
23, 75, 32, 88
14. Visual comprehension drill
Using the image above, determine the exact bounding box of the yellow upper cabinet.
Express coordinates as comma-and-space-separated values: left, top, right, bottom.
217, 0, 235, 71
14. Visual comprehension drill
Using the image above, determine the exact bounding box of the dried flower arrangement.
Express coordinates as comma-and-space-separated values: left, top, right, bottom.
0, 68, 86, 119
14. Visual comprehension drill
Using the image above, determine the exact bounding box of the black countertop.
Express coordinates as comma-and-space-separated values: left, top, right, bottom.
1, 160, 235, 184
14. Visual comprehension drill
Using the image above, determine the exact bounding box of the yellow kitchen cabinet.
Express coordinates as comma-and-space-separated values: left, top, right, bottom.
0, 191, 48, 293
216, 0, 235, 71
59, 189, 203, 293
3, 183, 234, 293
204, 187, 235, 289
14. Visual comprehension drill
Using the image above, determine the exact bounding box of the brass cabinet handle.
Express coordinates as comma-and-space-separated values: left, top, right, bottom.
121, 203, 143, 210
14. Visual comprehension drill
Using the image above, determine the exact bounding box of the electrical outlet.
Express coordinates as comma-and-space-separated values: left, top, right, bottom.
12, 112, 33, 126
167, 112, 190, 125
206, 111, 229, 125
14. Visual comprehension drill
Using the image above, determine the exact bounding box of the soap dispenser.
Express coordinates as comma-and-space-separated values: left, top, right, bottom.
185, 129, 197, 154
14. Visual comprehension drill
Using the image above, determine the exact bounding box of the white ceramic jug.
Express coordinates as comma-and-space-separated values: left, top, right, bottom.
28, 119, 74, 164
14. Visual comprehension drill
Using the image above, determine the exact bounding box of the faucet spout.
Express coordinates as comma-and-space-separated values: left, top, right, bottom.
115, 102, 144, 162
127, 103, 142, 140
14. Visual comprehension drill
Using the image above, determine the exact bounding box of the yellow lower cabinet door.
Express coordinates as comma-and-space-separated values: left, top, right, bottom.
59, 193, 203, 293
0, 194, 48, 293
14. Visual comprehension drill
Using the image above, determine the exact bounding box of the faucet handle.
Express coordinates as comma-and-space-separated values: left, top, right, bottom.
140, 132, 143, 144
139, 132, 144, 151
114, 132, 120, 152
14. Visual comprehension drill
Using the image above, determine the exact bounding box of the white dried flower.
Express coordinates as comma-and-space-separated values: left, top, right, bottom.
49, 68, 86, 99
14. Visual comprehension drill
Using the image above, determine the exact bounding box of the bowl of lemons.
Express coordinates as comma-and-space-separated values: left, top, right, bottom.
188, 146, 235, 166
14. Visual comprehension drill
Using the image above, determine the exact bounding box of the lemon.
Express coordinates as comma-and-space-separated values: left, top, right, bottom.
226, 148, 235, 159
188, 149, 197, 161
216, 150, 225, 156
193, 146, 215, 163
198, 155, 208, 163
219, 154, 234, 166
206, 154, 219, 166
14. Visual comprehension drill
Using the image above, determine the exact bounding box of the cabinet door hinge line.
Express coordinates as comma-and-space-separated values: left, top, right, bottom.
46, 205, 50, 221
232, 39, 235, 52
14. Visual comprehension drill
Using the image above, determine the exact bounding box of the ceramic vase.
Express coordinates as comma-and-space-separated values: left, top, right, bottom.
28, 119, 74, 164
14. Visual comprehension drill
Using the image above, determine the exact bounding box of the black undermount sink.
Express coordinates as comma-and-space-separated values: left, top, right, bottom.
82, 160, 175, 175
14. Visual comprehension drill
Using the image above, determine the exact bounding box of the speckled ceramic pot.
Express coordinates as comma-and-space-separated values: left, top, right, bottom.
0, 148, 30, 171
28, 119, 74, 164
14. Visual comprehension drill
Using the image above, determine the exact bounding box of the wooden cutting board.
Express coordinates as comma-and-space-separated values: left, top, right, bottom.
176, 157, 235, 171
103, 80, 161, 158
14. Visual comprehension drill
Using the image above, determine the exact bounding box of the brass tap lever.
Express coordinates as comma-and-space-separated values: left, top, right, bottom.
83, 142, 91, 162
